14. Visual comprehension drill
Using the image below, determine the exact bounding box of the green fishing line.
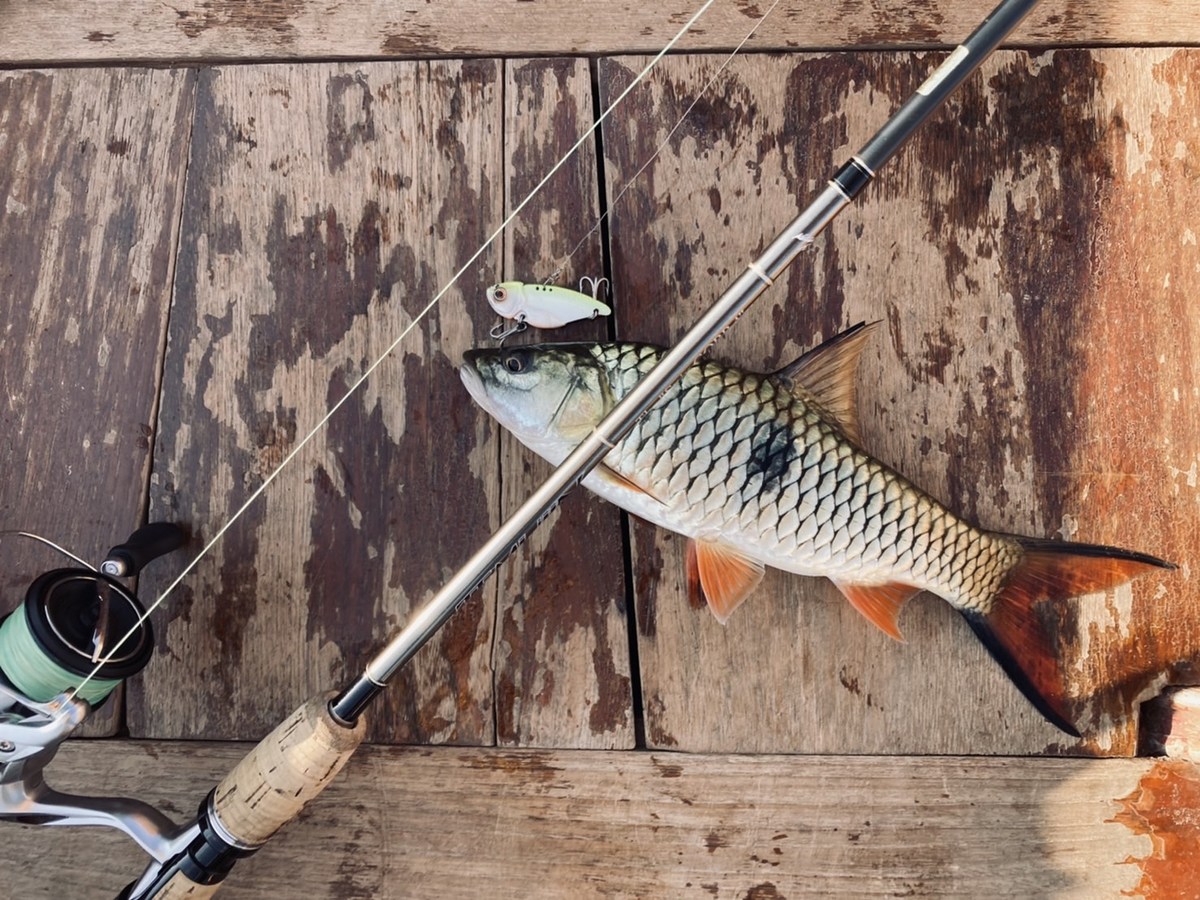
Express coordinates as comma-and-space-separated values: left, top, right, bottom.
0, 606, 119, 705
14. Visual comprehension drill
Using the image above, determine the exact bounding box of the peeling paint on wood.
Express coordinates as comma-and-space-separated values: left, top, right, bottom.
131, 61, 504, 743
602, 49, 1199, 755
491, 58, 634, 749
0, 68, 195, 735
1111, 759, 1200, 899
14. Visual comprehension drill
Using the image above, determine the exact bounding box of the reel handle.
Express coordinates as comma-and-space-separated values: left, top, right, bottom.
102, 523, 187, 578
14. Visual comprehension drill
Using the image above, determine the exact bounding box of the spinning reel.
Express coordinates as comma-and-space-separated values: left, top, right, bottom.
0, 523, 203, 889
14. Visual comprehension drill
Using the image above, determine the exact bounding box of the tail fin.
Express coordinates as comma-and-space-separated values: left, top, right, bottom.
961, 537, 1173, 737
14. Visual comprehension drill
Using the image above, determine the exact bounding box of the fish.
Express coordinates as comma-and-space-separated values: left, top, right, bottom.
459, 323, 1173, 735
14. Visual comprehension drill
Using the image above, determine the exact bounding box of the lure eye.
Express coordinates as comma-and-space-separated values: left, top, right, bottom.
504, 354, 525, 374
493, 287, 508, 303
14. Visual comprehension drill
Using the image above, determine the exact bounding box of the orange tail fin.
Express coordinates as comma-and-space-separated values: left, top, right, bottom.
961, 538, 1173, 737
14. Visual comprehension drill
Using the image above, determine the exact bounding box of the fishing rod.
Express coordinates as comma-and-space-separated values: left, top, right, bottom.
0, 0, 1040, 895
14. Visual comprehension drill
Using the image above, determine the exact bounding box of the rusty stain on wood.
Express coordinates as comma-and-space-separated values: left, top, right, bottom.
1111, 759, 1200, 899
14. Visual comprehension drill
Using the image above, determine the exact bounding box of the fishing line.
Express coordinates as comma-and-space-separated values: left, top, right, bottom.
547, 0, 783, 286
0, 530, 96, 572
65, 0, 724, 703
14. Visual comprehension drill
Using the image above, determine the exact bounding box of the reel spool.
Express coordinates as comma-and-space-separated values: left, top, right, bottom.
0, 569, 153, 705
0, 523, 185, 708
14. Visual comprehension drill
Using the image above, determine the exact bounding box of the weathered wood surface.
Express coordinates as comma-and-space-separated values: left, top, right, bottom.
601, 48, 1200, 756
5, 741, 1197, 898
4, 0, 1200, 65
131, 58, 635, 746
494, 59, 634, 749
131, 60, 505, 743
0, 68, 195, 734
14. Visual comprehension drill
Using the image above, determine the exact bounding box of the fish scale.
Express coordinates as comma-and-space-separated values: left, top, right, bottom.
594, 342, 1015, 610
461, 328, 1172, 735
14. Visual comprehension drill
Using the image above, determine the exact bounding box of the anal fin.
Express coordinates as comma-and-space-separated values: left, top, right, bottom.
831, 580, 921, 641
687, 539, 766, 623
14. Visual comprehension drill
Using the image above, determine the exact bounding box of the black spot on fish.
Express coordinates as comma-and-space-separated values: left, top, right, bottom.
746, 418, 795, 492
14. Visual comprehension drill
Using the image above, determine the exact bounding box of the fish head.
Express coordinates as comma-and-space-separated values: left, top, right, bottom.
460, 344, 614, 445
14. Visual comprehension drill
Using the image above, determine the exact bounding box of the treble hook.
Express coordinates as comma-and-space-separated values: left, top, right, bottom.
489, 315, 528, 344
578, 275, 610, 307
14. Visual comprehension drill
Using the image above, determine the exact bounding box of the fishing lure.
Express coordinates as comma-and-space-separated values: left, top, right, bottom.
487, 278, 612, 340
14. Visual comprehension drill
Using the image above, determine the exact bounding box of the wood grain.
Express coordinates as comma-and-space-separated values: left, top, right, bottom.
0, 68, 195, 735
3, 741, 1190, 898
492, 58, 634, 749
130, 61, 505, 743
4, 1, 1200, 65
600, 48, 1199, 755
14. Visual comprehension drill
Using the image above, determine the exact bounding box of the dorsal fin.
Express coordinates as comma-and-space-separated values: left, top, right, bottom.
772, 321, 879, 444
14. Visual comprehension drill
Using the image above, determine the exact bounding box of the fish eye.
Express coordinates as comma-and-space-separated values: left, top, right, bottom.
504, 353, 525, 373
493, 286, 507, 302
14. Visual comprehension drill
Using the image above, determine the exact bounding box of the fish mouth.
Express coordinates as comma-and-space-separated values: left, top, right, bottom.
461, 351, 513, 427
458, 354, 489, 409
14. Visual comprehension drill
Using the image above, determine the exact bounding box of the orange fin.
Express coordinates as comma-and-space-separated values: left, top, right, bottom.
772, 321, 878, 444
686, 539, 765, 623
962, 537, 1174, 738
832, 580, 920, 641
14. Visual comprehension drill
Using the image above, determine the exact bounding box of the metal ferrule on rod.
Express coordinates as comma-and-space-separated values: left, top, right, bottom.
331, 0, 1040, 725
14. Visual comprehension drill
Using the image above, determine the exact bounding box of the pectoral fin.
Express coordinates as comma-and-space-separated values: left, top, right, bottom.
593, 464, 666, 504
687, 539, 766, 623
831, 579, 921, 641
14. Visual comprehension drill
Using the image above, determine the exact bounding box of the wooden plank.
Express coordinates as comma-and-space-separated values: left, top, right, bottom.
600, 48, 1200, 755
4, 1, 1200, 65
493, 58, 634, 748
0, 68, 195, 735
130, 61, 505, 743
4, 741, 1195, 897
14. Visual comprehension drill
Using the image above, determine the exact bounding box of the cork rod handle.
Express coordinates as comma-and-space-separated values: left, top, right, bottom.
134, 695, 365, 899
212, 693, 366, 846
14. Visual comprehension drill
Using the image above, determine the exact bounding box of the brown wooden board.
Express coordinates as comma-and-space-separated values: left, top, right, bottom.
492, 58, 635, 749
4, 1, 1200, 66
599, 48, 1200, 755
4, 741, 1196, 898
131, 57, 630, 747
130, 61, 506, 743
0, 68, 195, 734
